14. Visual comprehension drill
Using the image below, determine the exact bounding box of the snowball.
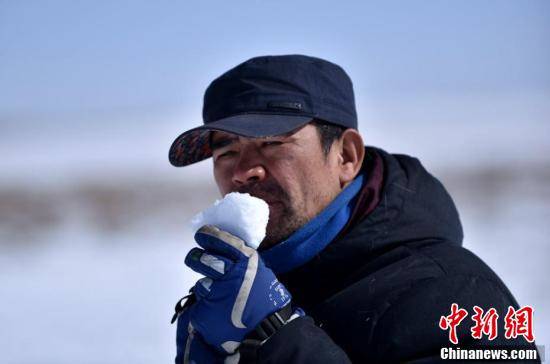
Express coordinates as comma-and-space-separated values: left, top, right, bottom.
190, 192, 270, 249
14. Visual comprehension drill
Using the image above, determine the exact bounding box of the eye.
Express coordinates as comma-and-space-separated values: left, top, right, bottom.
262, 141, 283, 147
215, 150, 236, 160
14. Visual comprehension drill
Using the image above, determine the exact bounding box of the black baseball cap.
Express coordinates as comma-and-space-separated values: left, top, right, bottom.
169, 54, 358, 167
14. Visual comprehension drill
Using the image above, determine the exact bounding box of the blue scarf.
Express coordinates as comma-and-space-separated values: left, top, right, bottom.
260, 174, 364, 274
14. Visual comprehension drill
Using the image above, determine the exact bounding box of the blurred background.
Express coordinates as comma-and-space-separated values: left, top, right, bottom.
1, 1, 549, 363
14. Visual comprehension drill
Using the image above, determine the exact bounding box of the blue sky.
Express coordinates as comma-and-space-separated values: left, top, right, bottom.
0, 0, 549, 178
1, 0, 548, 117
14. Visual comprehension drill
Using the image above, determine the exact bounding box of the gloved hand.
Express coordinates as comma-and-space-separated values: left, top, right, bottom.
175, 299, 225, 364
184, 225, 293, 355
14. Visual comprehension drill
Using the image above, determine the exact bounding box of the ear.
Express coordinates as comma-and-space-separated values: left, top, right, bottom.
336, 129, 365, 187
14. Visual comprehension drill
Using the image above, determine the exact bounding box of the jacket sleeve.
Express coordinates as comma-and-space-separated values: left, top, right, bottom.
241, 316, 352, 364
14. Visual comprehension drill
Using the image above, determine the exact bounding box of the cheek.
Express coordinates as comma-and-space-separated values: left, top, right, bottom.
274, 156, 318, 199
296, 157, 340, 210
213, 165, 233, 195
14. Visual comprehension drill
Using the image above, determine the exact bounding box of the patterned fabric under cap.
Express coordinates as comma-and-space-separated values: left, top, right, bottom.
169, 129, 212, 167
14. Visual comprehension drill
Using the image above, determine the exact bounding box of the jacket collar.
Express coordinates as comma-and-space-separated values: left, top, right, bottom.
279, 146, 463, 309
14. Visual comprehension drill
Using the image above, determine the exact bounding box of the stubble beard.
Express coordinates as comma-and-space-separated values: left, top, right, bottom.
260, 201, 309, 250
259, 182, 338, 250
237, 179, 309, 250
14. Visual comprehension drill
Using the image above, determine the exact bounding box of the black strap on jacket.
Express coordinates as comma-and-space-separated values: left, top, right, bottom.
170, 292, 195, 324
239, 304, 294, 363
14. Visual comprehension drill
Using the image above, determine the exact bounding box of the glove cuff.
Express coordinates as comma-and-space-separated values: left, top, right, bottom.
248, 303, 294, 342
239, 304, 303, 362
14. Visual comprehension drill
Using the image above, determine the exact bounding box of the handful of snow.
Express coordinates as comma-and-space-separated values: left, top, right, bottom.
190, 192, 270, 249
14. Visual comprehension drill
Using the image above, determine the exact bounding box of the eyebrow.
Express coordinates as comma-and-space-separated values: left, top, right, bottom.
210, 135, 239, 151
209, 131, 296, 151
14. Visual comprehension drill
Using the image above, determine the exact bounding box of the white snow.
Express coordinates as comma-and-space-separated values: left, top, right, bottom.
189, 192, 270, 249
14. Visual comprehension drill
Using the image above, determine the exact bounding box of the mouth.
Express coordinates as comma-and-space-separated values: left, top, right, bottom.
239, 190, 286, 213
250, 196, 282, 212
246, 193, 280, 206
266, 201, 284, 220
267, 201, 283, 210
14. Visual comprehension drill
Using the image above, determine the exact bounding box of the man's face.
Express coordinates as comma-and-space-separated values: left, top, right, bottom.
211, 124, 343, 249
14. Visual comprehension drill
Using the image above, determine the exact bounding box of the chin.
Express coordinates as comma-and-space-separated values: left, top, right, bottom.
258, 238, 278, 251
259, 229, 287, 250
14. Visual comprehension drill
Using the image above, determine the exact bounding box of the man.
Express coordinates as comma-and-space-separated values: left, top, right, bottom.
168, 55, 539, 363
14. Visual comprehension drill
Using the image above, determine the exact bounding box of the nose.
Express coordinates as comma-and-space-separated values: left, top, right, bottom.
231, 159, 267, 187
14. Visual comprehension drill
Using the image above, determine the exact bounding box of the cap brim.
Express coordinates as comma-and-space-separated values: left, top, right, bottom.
168, 113, 314, 167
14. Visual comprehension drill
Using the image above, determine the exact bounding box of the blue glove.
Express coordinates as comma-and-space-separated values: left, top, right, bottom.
184, 225, 293, 355
175, 301, 225, 364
